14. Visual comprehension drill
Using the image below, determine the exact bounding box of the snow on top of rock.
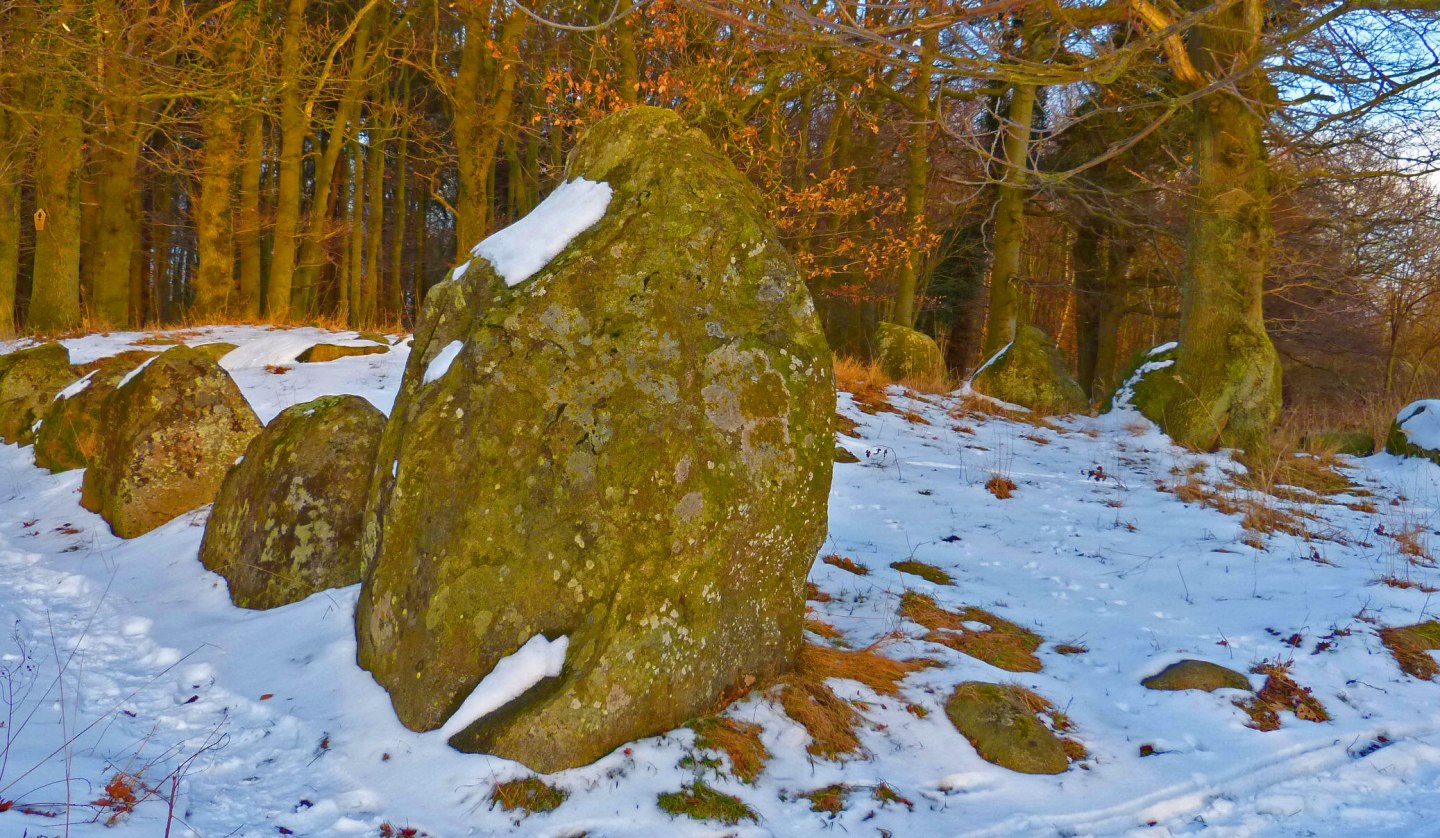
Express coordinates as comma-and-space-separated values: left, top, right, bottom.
1395, 399, 1440, 451
438, 633, 569, 738
117, 356, 158, 390
55, 371, 96, 400
470, 178, 612, 287
1147, 341, 1178, 356
423, 340, 464, 385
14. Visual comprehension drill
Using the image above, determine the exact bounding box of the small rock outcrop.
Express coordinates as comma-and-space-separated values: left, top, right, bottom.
81, 346, 262, 538
199, 395, 384, 609
945, 682, 1073, 774
1142, 660, 1251, 692
970, 326, 1087, 414
356, 106, 834, 772
193, 342, 238, 362
0, 343, 77, 444
1385, 400, 1440, 465
297, 342, 389, 363
35, 351, 156, 472
1303, 431, 1374, 457
874, 322, 943, 382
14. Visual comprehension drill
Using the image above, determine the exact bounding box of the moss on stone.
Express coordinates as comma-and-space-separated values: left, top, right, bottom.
0, 342, 77, 445
945, 682, 1071, 774
657, 781, 756, 825
298, 343, 389, 363
1385, 402, 1440, 465
1141, 659, 1252, 692
199, 394, 384, 609
192, 342, 238, 362
873, 322, 943, 382
1129, 332, 1282, 454
969, 326, 1087, 415
35, 351, 155, 473
80, 346, 261, 538
357, 106, 834, 773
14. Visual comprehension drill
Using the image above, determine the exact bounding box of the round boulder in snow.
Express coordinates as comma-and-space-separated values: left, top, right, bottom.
35, 351, 157, 472
200, 395, 384, 609
1386, 400, 1440, 466
356, 106, 834, 772
970, 325, 1088, 414
874, 322, 944, 382
1141, 659, 1251, 692
0, 343, 77, 445
81, 346, 262, 538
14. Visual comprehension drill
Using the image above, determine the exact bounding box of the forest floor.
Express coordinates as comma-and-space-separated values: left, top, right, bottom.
2, 325, 1440, 837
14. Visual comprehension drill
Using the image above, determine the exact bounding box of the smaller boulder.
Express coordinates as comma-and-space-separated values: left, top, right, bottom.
297, 342, 389, 363
1385, 400, 1440, 466
970, 326, 1087, 414
1142, 660, 1251, 692
1303, 431, 1374, 457
81, 346, 261, 538
946, 682, 1072, 774
0, 343, 77, 444
199, 395, 385, 609
834, 445, 860, 464
192, 342, 238, 362
35, 351, 157, 472
874, 322, 943, 382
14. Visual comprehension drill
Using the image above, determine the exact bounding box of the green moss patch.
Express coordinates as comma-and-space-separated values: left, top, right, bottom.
889, 560, 953, 586
657, 781, 756, 825
945, 682, 1076, 774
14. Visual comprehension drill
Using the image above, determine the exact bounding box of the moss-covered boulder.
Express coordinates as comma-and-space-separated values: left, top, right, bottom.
1106, 341, 1178, 413
1142, 659, 1252, 692
297, 342, 389, 363
357, 106, 834, 772
35, 351, 156, 472
1303, 431, 1375, 457
81, 346, 262, 538
945, 682, 1070, 774
199, 395, 384, 609
0, 343, 77, 444
874, 322, 943, 382
1385, 400, 1440, 466
193, 342, 238, 362
969, 326, 1087, 414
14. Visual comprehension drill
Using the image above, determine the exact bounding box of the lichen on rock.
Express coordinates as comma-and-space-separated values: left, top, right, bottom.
0, 342, 77, 445
81, 345, 261, 538
969, 325, 1087, 414
200, 394, 384, 609
35, 351, 156, 472
873, 322, 944, 382
356, 106, 834, 772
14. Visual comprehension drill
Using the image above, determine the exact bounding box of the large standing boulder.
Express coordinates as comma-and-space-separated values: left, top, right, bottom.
874, 322, 944, 382
35, 351, 157, 472
199, 395, 384, 609
969, 325, 1087, 414
1386, 400, 1440, 466
81, 346, 262, 538
356, 106, 834, 772
0, 343, 77, 445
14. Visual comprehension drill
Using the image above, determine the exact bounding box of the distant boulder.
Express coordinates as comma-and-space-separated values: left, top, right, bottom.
1386, 400, 1440, 466
81, 346, 261, 538
1303, 431, 1374, 457
193, 342, 238, 362
1141, 659, 1251, 692
356, 106, 834, 772
35, 351, 156, 472
297, 342, 388, 363
0, 343, 77, 445
874, 322, 944, 382
199, 395, 384, 609
970, 326, 1087, 414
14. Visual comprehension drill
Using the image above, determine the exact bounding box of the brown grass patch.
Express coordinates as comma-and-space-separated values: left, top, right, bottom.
804, 783, 851, 816
899, 592, 1043, 672
1054, 644, 1088, 655
833, 356, 898, 416
1379, 621, 1440, 679
489, 777, 568, 815
776, 643, 937, 759
1237, 661, 1329, 730
1378, 575, 1440, 593
833, 412, 862, 438
822, 554, 869, 575
1020, 433, 1051, 445
805, 617, 845, 641
690, 717, 769, 784
986, 474, 1017, 499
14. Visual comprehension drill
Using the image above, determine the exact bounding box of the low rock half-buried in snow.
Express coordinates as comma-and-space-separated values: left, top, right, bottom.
470, 177, 612, 287
423, 340, 464, 385
1391, 399, 1440, 452
438, 633, 569, 739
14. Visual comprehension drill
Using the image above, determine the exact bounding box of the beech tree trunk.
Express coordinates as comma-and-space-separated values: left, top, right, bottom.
982, 81, 1039, 356
267, 0, 308, 321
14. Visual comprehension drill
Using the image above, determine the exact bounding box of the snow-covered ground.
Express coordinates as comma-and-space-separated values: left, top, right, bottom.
2, 325, 1439, 837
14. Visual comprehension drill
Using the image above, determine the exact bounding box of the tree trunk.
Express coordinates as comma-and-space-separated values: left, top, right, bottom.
386, 120, 408, 321
267, 0, 308, 321
89, 113, 144, 328
982, 81, 1039, 356
237, 112, 266, 319
0, 111, 20, 338
364, 133, 384, 326
193, 103, 243, 318
29, 108, 84, 332
1141, 0, 1281, 452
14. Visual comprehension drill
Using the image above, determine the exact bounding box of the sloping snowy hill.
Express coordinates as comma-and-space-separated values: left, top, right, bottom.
2, 326, 1439, 837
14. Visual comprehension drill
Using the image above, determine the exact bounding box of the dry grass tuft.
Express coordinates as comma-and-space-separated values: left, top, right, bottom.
1379, 621, 1440, 680
489, 777, 569, 815
889, 559, 953, 585
833, 356, 898, 415
690, 717, 770, 784
986, 474, 1018, 500
776, 643, 937, 759
805, 616, 845, 642
822, 554, 869, 576
833, 411, 862, 438
1378, 574, 1439, 593
899, 592, 1043, 672
1237, 661, 1329, 730
804, 783, 852, 816
656, 781, 756, 825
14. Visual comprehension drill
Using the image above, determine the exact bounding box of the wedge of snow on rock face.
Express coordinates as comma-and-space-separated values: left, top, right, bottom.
1395, 400, 1440, 451
423, 340, 464, 385
55, 371, 96, 400
439, 634, 569, 738
116, 356, 158, 390
471, 178, 612, 286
